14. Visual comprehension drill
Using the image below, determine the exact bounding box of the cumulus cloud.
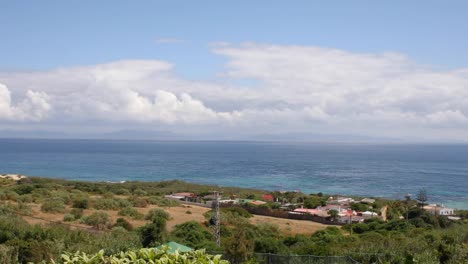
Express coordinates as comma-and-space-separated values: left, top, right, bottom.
0, 60, 236, 125
0, 44, 467, 141
213, 44, 468, 131
0, 83, 50, 121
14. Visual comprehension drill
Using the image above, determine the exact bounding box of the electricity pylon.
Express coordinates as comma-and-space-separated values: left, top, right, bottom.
213, 191, 221, 247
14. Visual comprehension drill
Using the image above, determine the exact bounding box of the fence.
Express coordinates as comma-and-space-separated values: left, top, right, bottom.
218, 204, 344, 226
212, 252, 362, 264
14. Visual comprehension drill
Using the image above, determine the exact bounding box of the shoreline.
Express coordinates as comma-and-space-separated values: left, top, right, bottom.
4, 174, 468, 210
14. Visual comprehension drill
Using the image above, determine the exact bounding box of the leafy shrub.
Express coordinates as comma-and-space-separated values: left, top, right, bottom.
171, 221, 214, 249
131, 197, 148, 208
41, 198, 66, 213
113, 217, 133, 231
0, 191, 19, 201
54, 191, 72, 205
0, 244, 18, 264
102, 192, 115, 199
13, 184, 35, 195
72, 197, 89, 209
118, 207, 144, 220
350, 202, 370, 212
0, 202, 32, 216
63, 213, 75, 222
148, 196, 181, 207
133, 188, 148, 196
81, 211, 111, 229
60, 248, 229, 264
17, 194, 33, 203
16, 202, 33, 215
31, 188, 51, 201
222, 207, 253, 218
146, 208, 170, 223
70, 208, 84, 220
92, 198, 130, 210
113, 188, 131, 195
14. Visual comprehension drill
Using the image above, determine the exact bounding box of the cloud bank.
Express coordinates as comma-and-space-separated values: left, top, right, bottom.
1, 44, 467, 141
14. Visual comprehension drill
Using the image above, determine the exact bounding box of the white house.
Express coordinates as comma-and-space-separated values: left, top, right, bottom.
423, 204, 454, 216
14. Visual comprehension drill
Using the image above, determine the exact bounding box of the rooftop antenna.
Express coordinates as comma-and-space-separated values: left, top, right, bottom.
213, 191, 221, 247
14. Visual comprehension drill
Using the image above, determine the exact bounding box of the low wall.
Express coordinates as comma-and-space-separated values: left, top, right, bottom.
218, 203, 344, 225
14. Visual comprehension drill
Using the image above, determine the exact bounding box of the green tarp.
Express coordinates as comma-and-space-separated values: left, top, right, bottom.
156, 241, 193, 254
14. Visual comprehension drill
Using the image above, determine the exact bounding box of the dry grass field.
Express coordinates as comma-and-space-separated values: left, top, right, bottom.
22, 202, 329, 235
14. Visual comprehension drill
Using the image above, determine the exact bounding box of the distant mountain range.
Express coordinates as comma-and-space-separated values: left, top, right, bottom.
0, 129, 408, 143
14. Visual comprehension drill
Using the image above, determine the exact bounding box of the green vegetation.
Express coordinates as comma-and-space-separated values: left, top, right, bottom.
81, 211, 112, 230
118, 206, 144, 220
140, 209, 171, 247
41, 198, 66, 213
0, 211, 141, 263
0, 176, 467, 263
60, 248, 228, 264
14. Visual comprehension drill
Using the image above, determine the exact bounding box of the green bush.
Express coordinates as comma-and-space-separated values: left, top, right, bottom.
118, 207, 144, 220
0, 191, 20, 201
170, 221, 214, 249
81, 211, 111, 229
133, 188, 148, 196
13, 184, 35, 195
60, 248, 229, 264
41, 198, 66, 213
131, 197, 149, 208
221, 207, 253, 218
113, 217, 133, 231
70, 208, 84, 220
63, 213, 75, 222
16, 202, 33, 215
0, 244, 18, 264
17, 194, 33, 203
54, 191, 72, 205
148, 196, 181, 207
113, 188, 131, 195
72, 197, 89, 209
92, 198, 131, 210
146, 208, 170, 223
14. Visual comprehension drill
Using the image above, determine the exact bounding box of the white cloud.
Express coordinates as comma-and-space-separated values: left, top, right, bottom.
1, 44, 468, 141
0, 83, 51, 121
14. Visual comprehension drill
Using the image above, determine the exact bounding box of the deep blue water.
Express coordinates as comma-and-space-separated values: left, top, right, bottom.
1, 138, 467, 209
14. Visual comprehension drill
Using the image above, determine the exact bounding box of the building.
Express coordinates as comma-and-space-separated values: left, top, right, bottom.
165, 192, 197, 201
361, 198, 376, 204
293, 208, 329, 217
262, 194, 275, 202
359, 211, 378, 218
327, 196, 355, 205
423, 204, 454, 216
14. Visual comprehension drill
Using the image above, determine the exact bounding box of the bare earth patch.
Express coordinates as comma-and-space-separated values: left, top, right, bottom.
250, 214, 328, 235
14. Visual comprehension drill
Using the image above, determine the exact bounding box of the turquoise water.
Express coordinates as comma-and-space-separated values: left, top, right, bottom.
1, 139, 467, 209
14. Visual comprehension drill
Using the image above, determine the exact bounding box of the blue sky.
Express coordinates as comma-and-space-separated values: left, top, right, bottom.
2, 1, 467, 76
1, 1, 468, 142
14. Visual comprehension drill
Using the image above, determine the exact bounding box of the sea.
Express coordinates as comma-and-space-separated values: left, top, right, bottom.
1, 138, 467, 209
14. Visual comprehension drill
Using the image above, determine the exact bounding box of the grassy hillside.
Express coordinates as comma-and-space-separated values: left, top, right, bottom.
0, 176, 466, 263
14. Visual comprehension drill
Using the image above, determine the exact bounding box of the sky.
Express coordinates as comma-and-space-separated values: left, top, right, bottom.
1, 1, 468, 142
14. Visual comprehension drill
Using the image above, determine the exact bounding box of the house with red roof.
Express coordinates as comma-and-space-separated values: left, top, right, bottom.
262, 194, 275, 202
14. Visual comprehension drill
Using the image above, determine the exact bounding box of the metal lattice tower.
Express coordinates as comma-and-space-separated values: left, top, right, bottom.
213, 191, 221, 247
